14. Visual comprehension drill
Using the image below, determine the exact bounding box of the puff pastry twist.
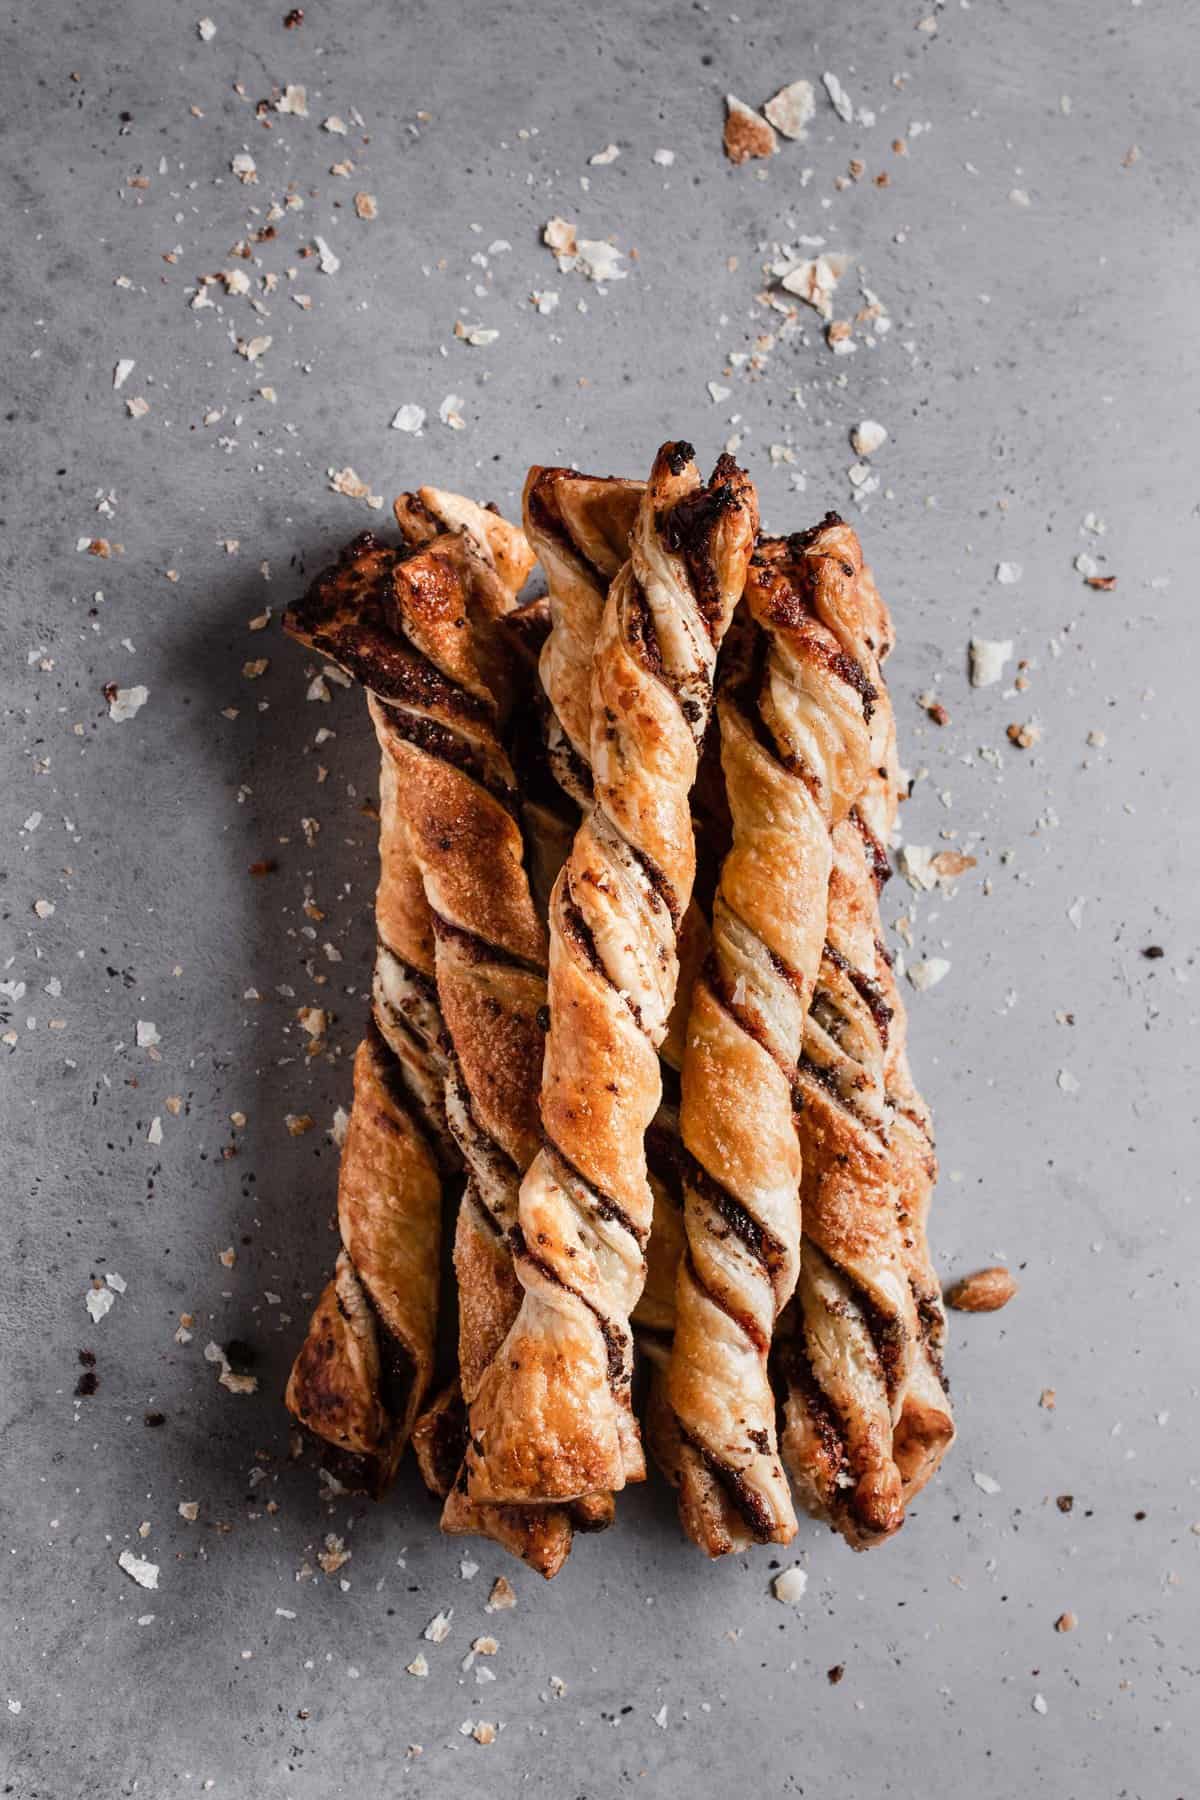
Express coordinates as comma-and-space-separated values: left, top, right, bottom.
663, 523, 883, 1551
464, 443, 758, 1505
283, 525, 464, 1489
780, 559, 954, 1546
415, 587, 615, 1569
285, 491, 572, 1582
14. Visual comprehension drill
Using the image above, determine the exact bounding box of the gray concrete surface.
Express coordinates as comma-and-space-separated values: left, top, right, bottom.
2, 1, 1198, 1795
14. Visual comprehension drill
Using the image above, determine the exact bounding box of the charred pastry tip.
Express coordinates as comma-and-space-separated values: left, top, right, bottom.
709, 450, 743, 483
662, 439, 697, 476
342, 528, 382, 558
785, 513, 847, 554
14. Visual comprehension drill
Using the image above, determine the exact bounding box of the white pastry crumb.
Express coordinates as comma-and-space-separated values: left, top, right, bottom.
772, 1566, 809, 1604
118, 1550, 159, 1590
969, 637, 1013, 687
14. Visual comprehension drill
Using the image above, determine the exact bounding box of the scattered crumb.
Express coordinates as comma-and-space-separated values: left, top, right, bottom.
772, 1566, 808, 1605
851, 419, 887, 457
969, 638, 1013, 687
822, 71, 853, 124
945, 1268, 1019, 1313
764, 79, 815, 140
317, 1534, 351, 1575
118, 1549, 159, 1590
777, 253, 851, 321
723, 95, 777, 164
485, 1576, 516, 1612
203, 1341, 258, 1395
328, 467, 383, 508
542, 217, 627, 283
908, 958, 950, 992
106, 684, 149, 722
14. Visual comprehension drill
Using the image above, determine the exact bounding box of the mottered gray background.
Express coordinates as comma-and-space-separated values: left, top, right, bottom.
1, 1, 1197, 1795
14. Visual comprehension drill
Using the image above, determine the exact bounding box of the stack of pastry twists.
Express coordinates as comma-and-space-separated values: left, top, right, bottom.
283, 445, 957, 1570
462, 444, 758, 1506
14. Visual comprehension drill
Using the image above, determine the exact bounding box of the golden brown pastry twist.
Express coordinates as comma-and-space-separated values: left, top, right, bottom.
662, 522, 884, 1552
779, 559, 954, 1547
284, 495, 549, 1535
416, 588, 613, 1571
463, 442, 758, 1506
283, 530, 460, 1490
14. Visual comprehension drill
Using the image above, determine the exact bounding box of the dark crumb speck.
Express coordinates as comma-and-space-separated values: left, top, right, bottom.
144, 1411, 166, 1428
78, 1349, 96, 1367
284, 7, 303, 24
1142, 945, 1164, 959
1056, 1494, 1074, 1513
827, 1664, 845, 1685
75, 1371, 98, 1397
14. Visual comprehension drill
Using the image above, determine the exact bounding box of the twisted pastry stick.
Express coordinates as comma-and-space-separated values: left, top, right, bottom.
395, 499, 620, 1564
662, 523, 883, 1551
779, 553, 954, 1546
285, 494, 542, 1518
431, 477, 662, 1546
526, 466, 728, 1535
412, 589, 613, 1567
284, 532, 458, 1491
464, 442, 758, 1506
